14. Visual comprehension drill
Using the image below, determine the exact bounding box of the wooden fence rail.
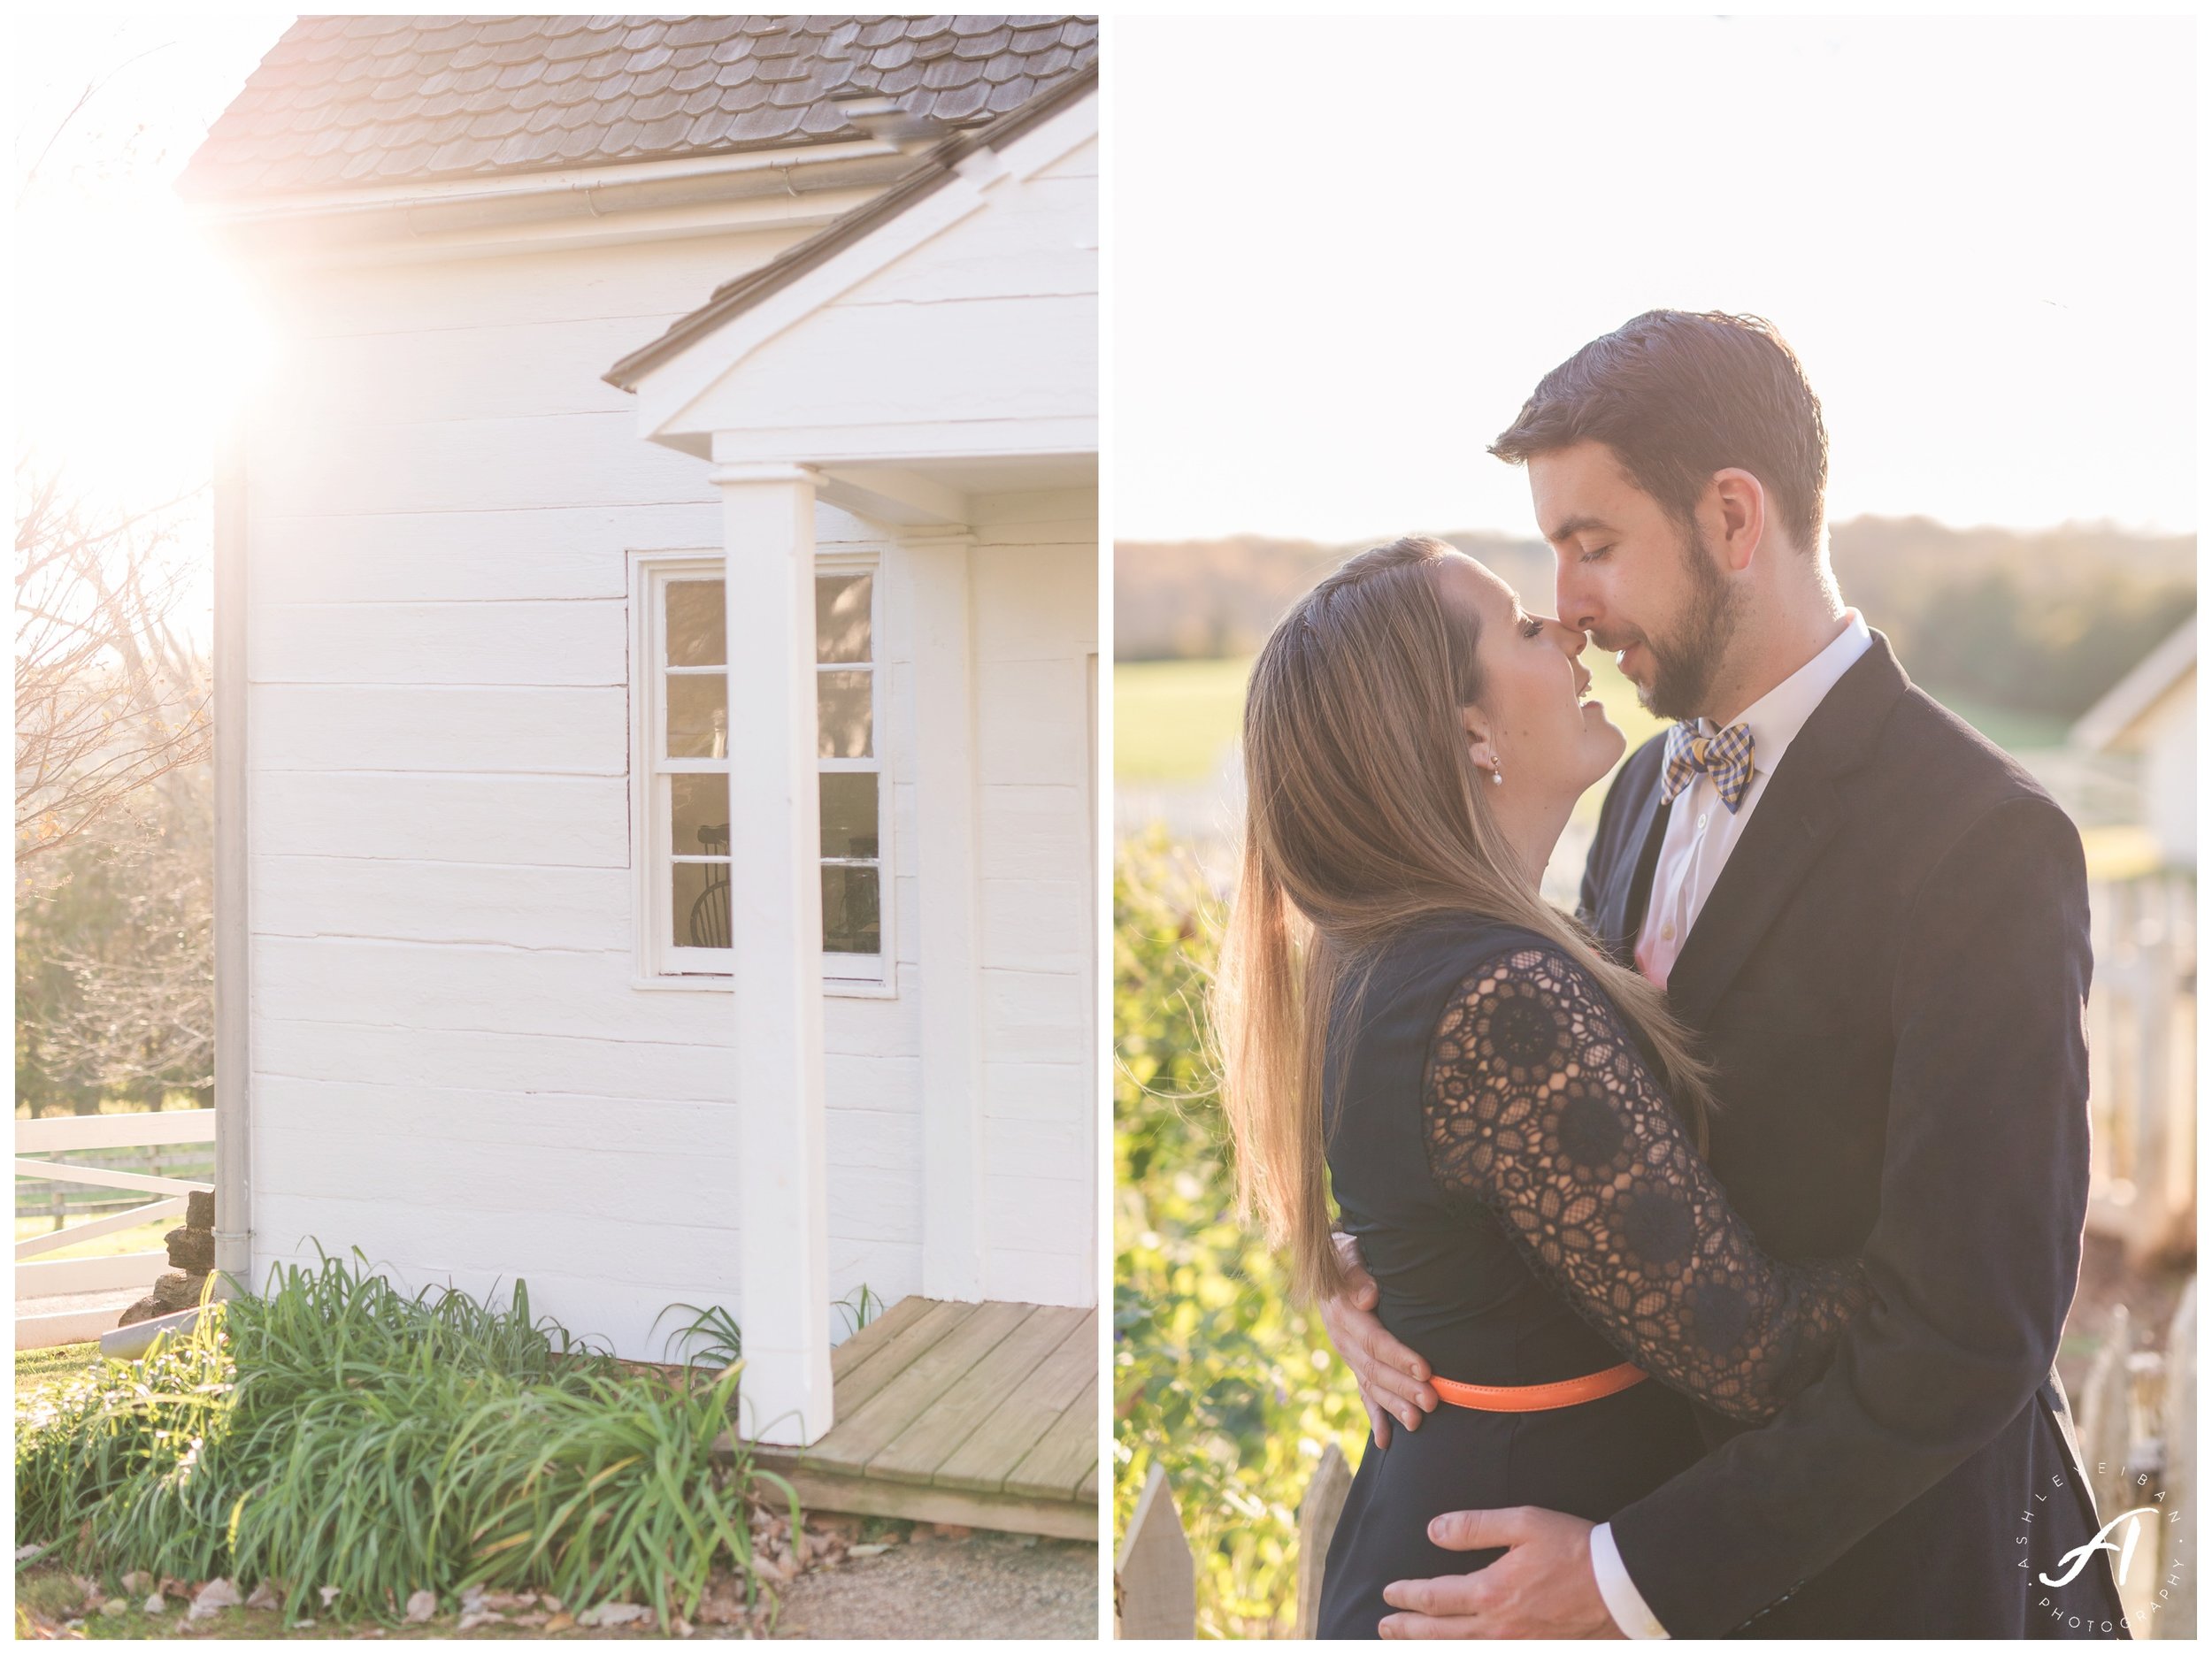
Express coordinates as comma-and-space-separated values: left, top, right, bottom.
16, 1143, 218, 1221
13, 1111, 215, 1316
2073, 1277, 2195, 1639
1118, 1282, 2196, 1640
2084, 871, 2195, 1264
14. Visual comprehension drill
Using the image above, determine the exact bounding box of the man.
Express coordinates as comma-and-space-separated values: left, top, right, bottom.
1322, 311, 2128, 1637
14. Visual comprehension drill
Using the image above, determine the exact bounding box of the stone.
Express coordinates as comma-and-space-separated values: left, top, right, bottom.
189, 1579, 242, 1621
186, 1190, 215, 1229
165, 1222, 215, 1275
118, 1270, 209, 1328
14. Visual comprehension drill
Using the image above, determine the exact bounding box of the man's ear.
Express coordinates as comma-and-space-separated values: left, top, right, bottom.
1460, 703, 1498, 773
1709, 468, 1767, 572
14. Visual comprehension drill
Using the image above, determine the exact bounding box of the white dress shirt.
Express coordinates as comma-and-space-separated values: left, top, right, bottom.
1589, 609, 1873, 1639
1633, 612, 1873, 989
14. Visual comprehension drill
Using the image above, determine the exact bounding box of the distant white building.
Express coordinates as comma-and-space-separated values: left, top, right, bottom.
185, 17, 1098, 1444
2071, 614, 2196, 870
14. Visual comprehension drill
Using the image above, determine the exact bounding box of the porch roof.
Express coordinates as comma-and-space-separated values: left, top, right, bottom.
603, 65, 1097, 393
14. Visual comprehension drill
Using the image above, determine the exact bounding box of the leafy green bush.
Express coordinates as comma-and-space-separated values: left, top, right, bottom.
1112, 831, 1367, 1638
14, 1249, 796, 1628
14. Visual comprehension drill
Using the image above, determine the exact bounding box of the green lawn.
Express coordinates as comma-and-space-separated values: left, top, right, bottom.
1114, 647, 1666, 819
1113, 655, 1252, 784
16, 1341, 100, 1397
1114, 655, 2066, 808
1912, 685, 2070, 753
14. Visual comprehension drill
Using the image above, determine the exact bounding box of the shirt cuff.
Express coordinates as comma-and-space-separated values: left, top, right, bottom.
1589, 1521, 1670, 1640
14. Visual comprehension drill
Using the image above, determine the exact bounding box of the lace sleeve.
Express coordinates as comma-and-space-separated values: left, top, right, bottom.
1422, 944, 1871, 1423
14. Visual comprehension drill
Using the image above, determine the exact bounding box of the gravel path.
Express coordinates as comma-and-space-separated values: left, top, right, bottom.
769, 1530, 1097, 1641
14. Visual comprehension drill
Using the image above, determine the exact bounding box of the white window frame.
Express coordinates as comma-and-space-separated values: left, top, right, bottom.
629, 547, 896, 998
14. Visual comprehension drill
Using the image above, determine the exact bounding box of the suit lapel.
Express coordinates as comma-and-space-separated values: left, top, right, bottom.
1662, 632, 1912, 1030
1594, 751, 1671, 964
1618, 785, 1672, 956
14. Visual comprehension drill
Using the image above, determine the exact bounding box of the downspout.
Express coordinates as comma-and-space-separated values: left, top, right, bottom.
211, 416, 251, 1295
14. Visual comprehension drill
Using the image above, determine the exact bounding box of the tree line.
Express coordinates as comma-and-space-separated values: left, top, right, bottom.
1114, 517, 2194, 724
16, 461, 213, 1118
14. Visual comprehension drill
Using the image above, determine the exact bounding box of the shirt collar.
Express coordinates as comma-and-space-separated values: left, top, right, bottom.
1699, 610, 1872, 777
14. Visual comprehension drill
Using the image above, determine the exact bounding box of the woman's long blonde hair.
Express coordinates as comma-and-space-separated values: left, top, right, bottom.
1213, 535, 1717, 1306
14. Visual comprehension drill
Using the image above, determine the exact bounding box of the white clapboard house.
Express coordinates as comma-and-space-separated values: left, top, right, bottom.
184, 17, 1099, 1448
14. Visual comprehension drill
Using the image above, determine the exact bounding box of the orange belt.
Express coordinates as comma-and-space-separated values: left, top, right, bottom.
1432, 1361, 1648, 1413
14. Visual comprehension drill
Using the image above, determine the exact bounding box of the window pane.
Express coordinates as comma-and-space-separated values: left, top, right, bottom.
666, 579, 726, 667
822, 863, 881, 955
819, 772, 879, 859
672, 860, 731, 950
817, 573, 872, 663
817, 670, 872, 758
667, 673, 727, 758
672, 774, 730, 856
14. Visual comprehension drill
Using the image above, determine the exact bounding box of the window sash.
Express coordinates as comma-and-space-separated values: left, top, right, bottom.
643, 555, 887, 984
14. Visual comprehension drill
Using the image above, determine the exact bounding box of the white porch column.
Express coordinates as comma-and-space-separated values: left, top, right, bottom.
907, 532, 986, 1301
713, 460, 833, 1446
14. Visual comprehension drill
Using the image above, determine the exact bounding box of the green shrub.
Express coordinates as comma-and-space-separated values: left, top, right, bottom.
14, 1248, 795, 1628
1112, 831, 1367, 1638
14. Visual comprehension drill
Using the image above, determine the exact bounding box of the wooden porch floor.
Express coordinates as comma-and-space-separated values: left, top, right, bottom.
748, 1296, 1098, 1541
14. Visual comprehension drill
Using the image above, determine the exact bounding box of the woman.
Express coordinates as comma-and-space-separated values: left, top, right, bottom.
1213, 536, 1870, 1638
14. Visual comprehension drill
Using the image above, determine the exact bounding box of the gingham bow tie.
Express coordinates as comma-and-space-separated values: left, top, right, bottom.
1662, 722, 1755, 813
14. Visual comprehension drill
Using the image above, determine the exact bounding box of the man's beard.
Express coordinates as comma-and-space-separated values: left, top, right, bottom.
1635, 520, 1742, 723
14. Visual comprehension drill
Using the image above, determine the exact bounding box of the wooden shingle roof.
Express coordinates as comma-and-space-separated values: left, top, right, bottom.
180, 15, 1100, 200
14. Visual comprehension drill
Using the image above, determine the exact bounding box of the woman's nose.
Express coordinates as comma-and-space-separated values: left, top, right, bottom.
1545, 617, 1586, 656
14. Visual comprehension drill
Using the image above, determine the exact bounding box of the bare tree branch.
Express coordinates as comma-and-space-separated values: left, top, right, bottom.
15, 454, 213, 870
34, 768, 215, 1095
14, 38, 182, 207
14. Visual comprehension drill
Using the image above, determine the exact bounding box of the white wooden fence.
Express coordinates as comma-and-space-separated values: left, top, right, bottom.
1114, 1445, 1350, 1640
2085, 872, 2195, 1263
2072, 1277, 2196, 1639
14, 1109, 215, 1349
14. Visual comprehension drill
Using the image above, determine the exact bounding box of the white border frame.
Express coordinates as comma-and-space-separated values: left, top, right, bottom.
627, 547, 897, 998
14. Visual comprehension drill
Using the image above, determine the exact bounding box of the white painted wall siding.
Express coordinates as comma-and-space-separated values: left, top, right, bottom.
244, 227, 915, 1360
969, 488, 1097, 1306
243, 171, 1099, 1357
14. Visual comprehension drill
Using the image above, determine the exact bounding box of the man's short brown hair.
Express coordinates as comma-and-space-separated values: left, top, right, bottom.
1491, 310, 1829, 552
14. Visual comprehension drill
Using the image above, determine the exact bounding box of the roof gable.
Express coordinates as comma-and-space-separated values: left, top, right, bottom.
180, 15, 1098, 201
607, 65, 1094, 390
621, 79, 1096, 471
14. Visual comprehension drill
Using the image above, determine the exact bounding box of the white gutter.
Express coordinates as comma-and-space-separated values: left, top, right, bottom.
211, 419, 250, 1297
191, 137, 925, 252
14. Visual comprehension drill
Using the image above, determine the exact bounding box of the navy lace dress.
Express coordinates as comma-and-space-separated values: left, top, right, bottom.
1315, 916, 1870, 1639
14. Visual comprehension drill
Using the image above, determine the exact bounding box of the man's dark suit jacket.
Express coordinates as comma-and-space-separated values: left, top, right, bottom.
1579, 631, 2130, 1637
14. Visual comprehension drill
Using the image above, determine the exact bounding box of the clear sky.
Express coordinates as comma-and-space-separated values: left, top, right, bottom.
12, 14, 293, 508
1110, 14, 2197, 544
10, 13, 2194, 551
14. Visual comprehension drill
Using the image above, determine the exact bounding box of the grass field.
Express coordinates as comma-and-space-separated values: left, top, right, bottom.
1115, 655, 2071, 803
1114, 647, 1667, 824
1911, 686, 2070, 753
1113, 655, 1252, 784
16, 1341, 99, 1397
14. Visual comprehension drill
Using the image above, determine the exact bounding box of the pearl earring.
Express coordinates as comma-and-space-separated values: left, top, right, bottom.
1489, 764, 1504, 786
